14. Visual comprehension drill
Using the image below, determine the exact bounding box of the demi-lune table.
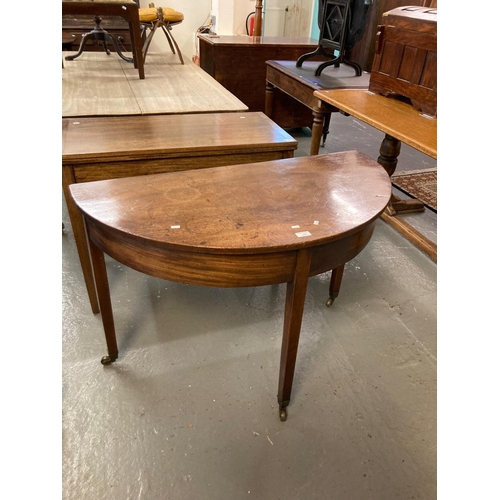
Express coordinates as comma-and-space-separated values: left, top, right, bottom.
70, 151, 391, 421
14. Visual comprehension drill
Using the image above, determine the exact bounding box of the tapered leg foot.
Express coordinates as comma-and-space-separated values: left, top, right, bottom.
326, 264, 345, 307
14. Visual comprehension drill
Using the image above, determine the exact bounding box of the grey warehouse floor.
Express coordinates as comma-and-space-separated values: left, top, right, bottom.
62, 113, 437, 499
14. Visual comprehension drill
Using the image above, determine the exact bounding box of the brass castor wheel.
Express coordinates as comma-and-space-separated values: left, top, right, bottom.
101, 355, 117, 365
279, 408, 287, 422
326, 296, 334, 307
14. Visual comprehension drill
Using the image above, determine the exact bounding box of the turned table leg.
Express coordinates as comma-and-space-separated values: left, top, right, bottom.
87, 230, 119, 365
310, 109, 326, 156
265, 81, 274, 118
378, 134, 425, 216
377, 133, 401, 178
277, 249, 312, 421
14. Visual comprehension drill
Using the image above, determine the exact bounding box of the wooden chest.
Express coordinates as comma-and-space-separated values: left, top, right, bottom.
368, 6, 437, 117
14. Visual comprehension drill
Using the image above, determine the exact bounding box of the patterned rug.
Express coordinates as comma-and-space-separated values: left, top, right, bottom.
391, 168, 437, 212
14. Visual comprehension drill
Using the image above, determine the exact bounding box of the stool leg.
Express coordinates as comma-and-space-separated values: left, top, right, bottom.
162, 24, 176, 54
161, 24, 184, 64
142, 21, 159, 62
87, 230, 119, 365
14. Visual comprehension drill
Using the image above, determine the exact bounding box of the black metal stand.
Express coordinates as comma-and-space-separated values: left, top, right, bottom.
296, 0, 361, 77
65, 15, 133, 63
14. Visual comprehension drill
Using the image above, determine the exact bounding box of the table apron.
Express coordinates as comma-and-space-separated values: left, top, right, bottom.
267, 68, 324, 111
86, 220, 377, 288
64, 150, 294, 183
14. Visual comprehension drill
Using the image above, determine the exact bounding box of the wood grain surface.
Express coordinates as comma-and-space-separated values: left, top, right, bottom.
313, 89, 437, 158
62, 112, 296, 163
70, 151, 391, 255
72, 151, 392, 415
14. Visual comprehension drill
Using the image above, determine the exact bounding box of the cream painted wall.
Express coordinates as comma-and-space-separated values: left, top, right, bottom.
144, 0, 261, 59
233, 0, 257, 35
212, 0, 254, 36
143, 0, 212, 60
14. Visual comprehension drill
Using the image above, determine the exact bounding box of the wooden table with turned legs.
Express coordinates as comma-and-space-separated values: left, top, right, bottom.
265, 60, 370, 155
70, 152, 391, 421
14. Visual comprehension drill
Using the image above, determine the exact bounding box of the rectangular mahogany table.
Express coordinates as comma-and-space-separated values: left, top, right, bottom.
265, 60, 370, 155
313, 88, 437, 261
70, 151, 391, 421
63, 112, 298, 314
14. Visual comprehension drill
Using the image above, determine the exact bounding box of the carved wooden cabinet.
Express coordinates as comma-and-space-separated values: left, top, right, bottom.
346, 0, 436, 72
368, 6, 437, 117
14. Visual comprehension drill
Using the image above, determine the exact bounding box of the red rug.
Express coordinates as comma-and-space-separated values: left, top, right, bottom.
391, 168, 437, 211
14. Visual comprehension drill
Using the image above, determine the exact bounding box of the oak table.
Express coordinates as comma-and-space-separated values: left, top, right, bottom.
70, 151, 391, 421
313, 88, 437, 261
63, 112, 298, 314
265, 60, 370, 155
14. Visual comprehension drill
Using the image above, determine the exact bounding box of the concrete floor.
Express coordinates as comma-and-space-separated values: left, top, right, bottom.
62, 113, 437, 499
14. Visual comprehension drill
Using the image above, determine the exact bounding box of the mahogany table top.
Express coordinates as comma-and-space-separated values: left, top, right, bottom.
62, 112, 297, 164
70, 151, 391, 255
197, 34, 319, 47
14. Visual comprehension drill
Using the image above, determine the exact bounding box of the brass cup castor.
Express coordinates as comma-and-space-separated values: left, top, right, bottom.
101, 355, 117, 365
279, 408, 287, 422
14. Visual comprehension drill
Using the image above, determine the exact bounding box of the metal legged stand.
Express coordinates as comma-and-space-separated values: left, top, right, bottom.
65, 15, 134, 63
